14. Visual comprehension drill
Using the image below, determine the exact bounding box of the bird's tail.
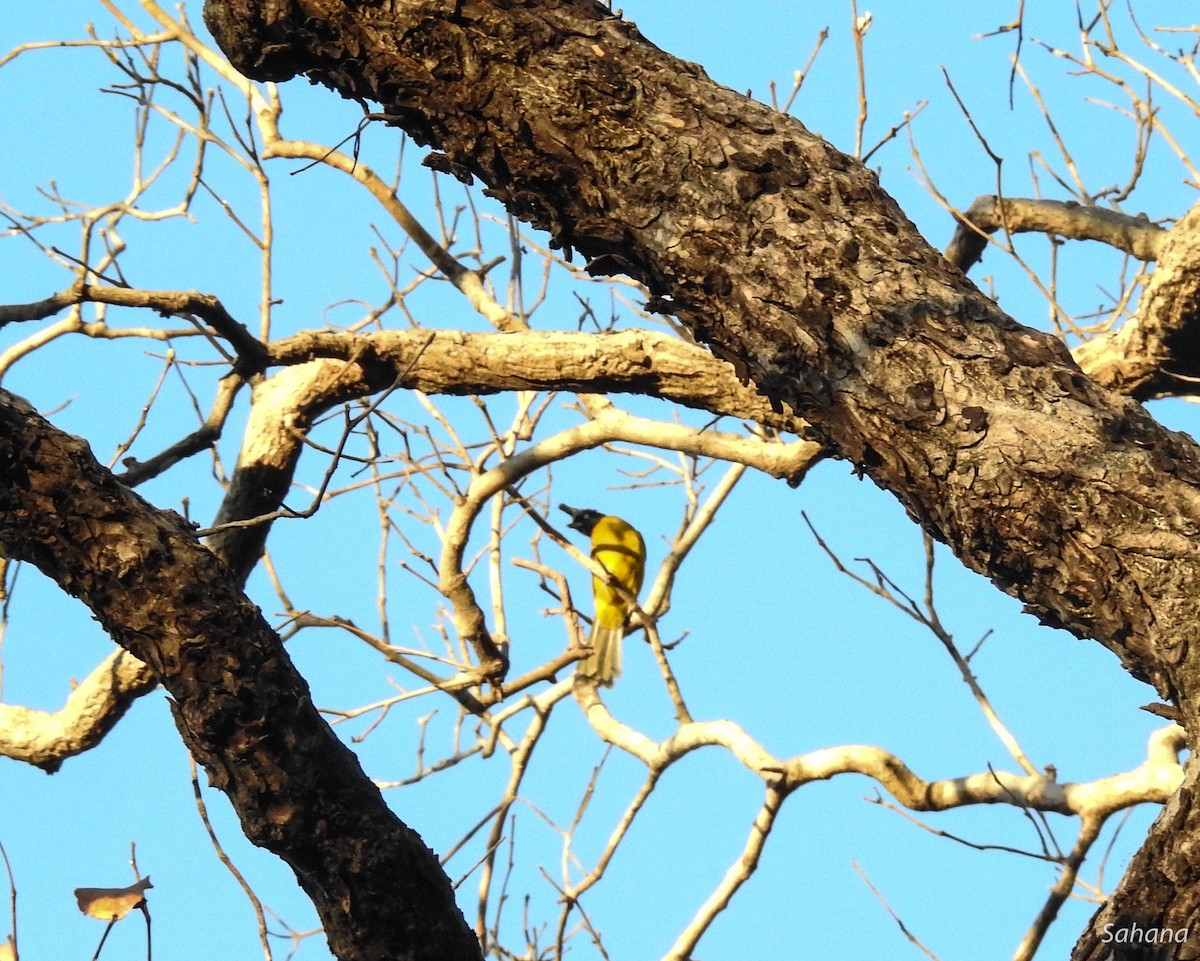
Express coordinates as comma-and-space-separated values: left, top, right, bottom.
578, 623, 623, 686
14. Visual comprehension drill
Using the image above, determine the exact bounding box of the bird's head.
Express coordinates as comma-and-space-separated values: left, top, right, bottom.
559, 503, 604, 537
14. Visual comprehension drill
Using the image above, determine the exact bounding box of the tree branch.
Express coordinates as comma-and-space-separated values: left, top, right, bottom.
0, 649, 157, 773
201, 0, 1200, 717
944, 194, 1166, 273
0, 282, 270, 375
0, 388, 481, 961
1074, 202, 1200, 398
268, 327, 812, 434
575, 682, 1186, 819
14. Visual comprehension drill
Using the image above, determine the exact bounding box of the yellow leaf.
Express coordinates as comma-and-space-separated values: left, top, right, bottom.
74, 876, 152, 921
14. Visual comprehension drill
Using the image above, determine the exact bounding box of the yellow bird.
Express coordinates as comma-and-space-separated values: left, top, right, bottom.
560, 504, 646, 686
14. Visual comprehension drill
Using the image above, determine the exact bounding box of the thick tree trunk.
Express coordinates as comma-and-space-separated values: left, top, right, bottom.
197, 0, 1200, 955
0, 390, 481, 961
201, 0, 1200, 705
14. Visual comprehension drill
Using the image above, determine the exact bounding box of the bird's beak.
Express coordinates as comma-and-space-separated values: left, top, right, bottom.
559, 503, 587, 534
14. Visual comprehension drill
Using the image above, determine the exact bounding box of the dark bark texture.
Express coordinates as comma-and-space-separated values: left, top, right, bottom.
0, 390, 481, 961
200, 0, 1200, 701
196, 1, 1200, 956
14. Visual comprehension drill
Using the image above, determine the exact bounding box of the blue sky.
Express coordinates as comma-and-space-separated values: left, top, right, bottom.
2, 3, 1197, 960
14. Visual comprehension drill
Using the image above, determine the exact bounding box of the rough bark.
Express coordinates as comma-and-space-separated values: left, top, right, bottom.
1073, 761, 1200, 960
194, 1, 1200, 956
201, 0, 1200, 704
944, 196, 1200, 401
0, 390, 481, 961
1073, 203, 1200, 400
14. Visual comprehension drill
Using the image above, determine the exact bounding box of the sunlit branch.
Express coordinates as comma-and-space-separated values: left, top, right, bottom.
0, 283, 269, 373
269, 327, 819, 443
663, 785, 787, 961
945, 195, 1166, 272
577, 686, 1186, 821
1011, 815, 1104, 961
0, 650, 157, 772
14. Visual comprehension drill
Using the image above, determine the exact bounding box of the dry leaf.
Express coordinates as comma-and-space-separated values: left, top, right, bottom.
74, 876, 152, 921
